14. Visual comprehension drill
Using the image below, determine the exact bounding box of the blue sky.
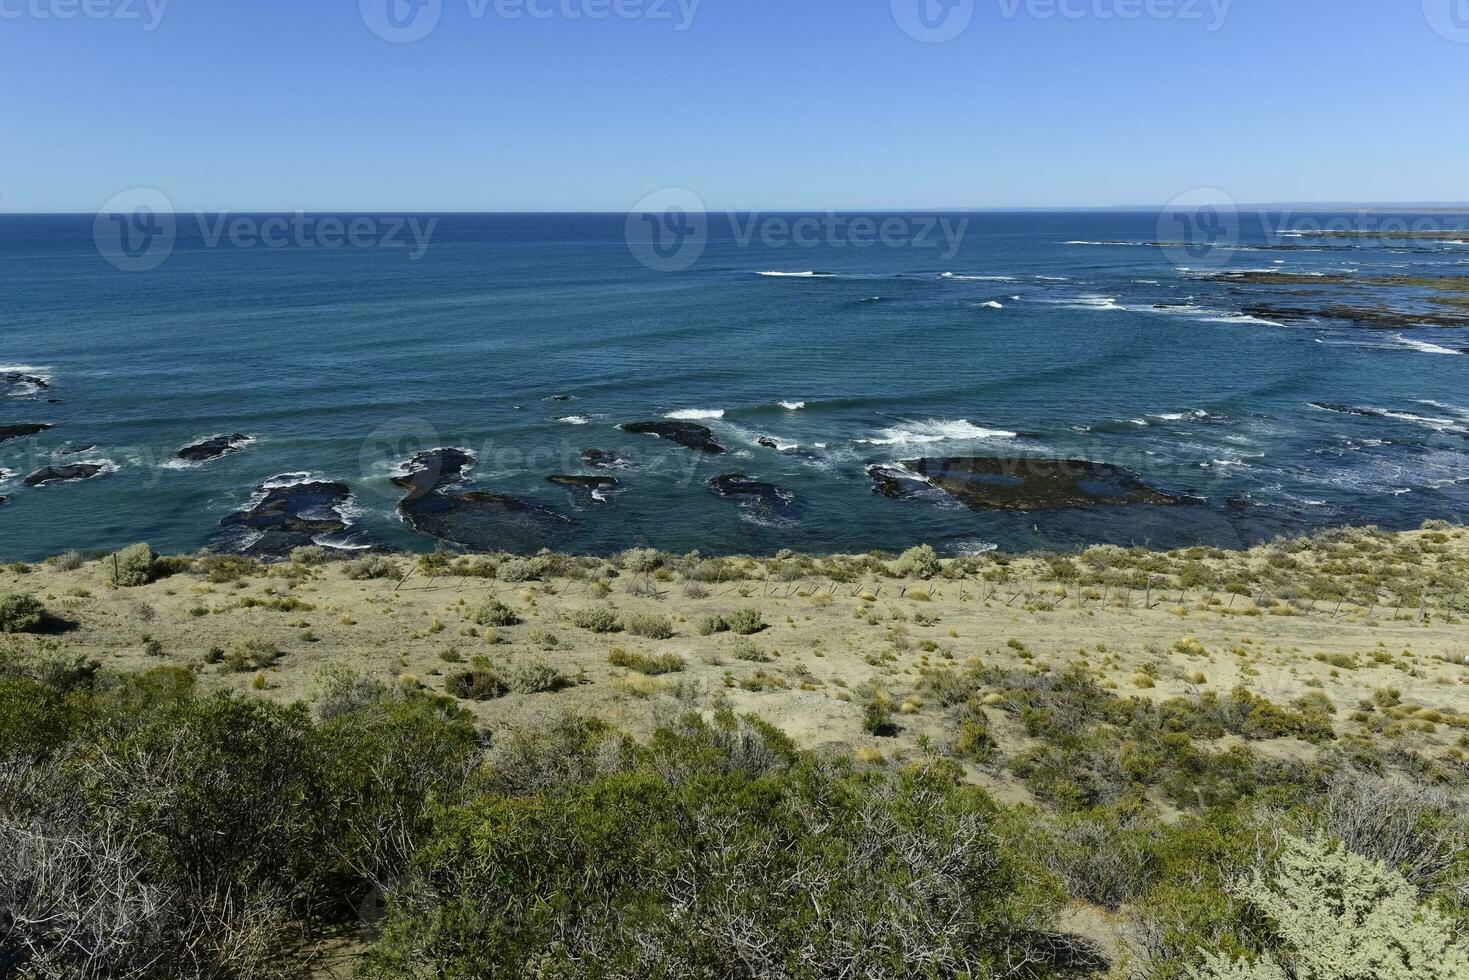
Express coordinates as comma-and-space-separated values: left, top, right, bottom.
2, 0, 1466, 211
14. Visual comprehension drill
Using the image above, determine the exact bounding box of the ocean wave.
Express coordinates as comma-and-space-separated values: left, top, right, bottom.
979, 300, 1005, 309
860, 418, 1018, 446
779, 400, 806, 411
557, 415, 593, 425
1391, 334, 1460, 356
756, 271, 831, 278
665, 408, 726, 421
942, 272, 1017, 281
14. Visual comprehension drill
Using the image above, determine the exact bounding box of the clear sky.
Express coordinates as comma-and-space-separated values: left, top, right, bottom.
2, 0, 1466, 211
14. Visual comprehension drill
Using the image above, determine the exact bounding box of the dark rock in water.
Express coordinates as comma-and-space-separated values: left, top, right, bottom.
0, 497, 6, 507
178, 433, 252, 463
548, 474, 620, 505
868, 462, 939, 501
620, 421, 726, 455
546, 394, 573, 402
710, 473, 793, 508
883, 457, 1189, 511
2, 372, 50, 397
0, 423, 51, 444
58, 444, 96, 456
215, 477, 369, 558
25, 464, 105, 487
1310, 402, 1387, 420
391, 448, 476, 501
393, 448, 573, 553
581, 448, 630, 469
757, 437, 779, 449
401, 490, 573, 553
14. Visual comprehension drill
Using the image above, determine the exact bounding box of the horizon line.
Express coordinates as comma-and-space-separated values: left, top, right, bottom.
7, 201, 1469, 216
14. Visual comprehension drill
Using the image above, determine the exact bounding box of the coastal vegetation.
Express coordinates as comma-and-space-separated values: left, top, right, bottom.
2, 523, 1468, 977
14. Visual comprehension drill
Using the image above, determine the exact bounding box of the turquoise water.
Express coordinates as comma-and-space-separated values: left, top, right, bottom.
2, 210, 1467, 561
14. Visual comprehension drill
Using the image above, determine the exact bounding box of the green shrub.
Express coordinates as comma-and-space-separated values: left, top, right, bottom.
894, 544, 942, 580
697, 613, 730, 636
344, 555, 399, 581
607, 649, 685, 675
365, 715, 1064, 978
497, 559, 539, 583
508, 660, 571, 694
731, 639, 769, 663
471, 598, 521, 627
445, 668, 507, 701
104, 543, 156, 587
48, 550, 84, 572
625, 612, 674, 640
859, 684, 896, 736
222, 638, 279, 672
725, 607, 765, 635
290, 545, 331, 565
1192, 834, 1469, 980
620, 548, 663, 573
953, 717, 995, 763
0, 593, 45, 634
570, 606, 622, 633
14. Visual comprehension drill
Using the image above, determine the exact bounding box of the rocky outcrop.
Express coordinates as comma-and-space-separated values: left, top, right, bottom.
214, 477, 368, 558
0, 423, 51, 444
25, 464, 105, 487
709, 473, 793, 508
872, 457, 1188, 511
393, 449, 573, 554
581, 449, 630, 469
620, 421, 726, 455
548, 474, 620, 505
178, 433, 252, 463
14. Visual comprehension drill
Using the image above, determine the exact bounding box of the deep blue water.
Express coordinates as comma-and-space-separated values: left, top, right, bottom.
3, 210, 1468, 561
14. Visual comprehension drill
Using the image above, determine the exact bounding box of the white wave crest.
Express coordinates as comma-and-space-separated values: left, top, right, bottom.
778, 400, 806, 411
665, 408, 725, 421
860, 419, 1018, 446
1392, 334, 1460, 356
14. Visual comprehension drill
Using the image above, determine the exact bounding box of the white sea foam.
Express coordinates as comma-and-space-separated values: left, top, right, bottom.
779, 400, 806, 411
557, 415, 593, 425
665, 408, 726, 421
1392, 334, 1460, 356
757, 271, 830, 278
980, 300, 1004, 309
942, 272, 1017, 281
861, 419, 1018, 446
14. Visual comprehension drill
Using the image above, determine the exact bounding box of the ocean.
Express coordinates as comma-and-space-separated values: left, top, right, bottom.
3, 209, 1468, 561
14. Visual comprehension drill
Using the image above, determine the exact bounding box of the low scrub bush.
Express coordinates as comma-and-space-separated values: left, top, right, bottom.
344, 555, 399, 581
625, 612, 674, 640
471, 598, 521, 628
570, 606, 622, 633
0, 593, 45, 634
607, 649, 685, 675
725, 607, 765, 635
222, 638, 279, 673
104, 543, 156, 587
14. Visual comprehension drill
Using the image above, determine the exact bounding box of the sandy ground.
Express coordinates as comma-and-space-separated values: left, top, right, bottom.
5, 528, 1467, 804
